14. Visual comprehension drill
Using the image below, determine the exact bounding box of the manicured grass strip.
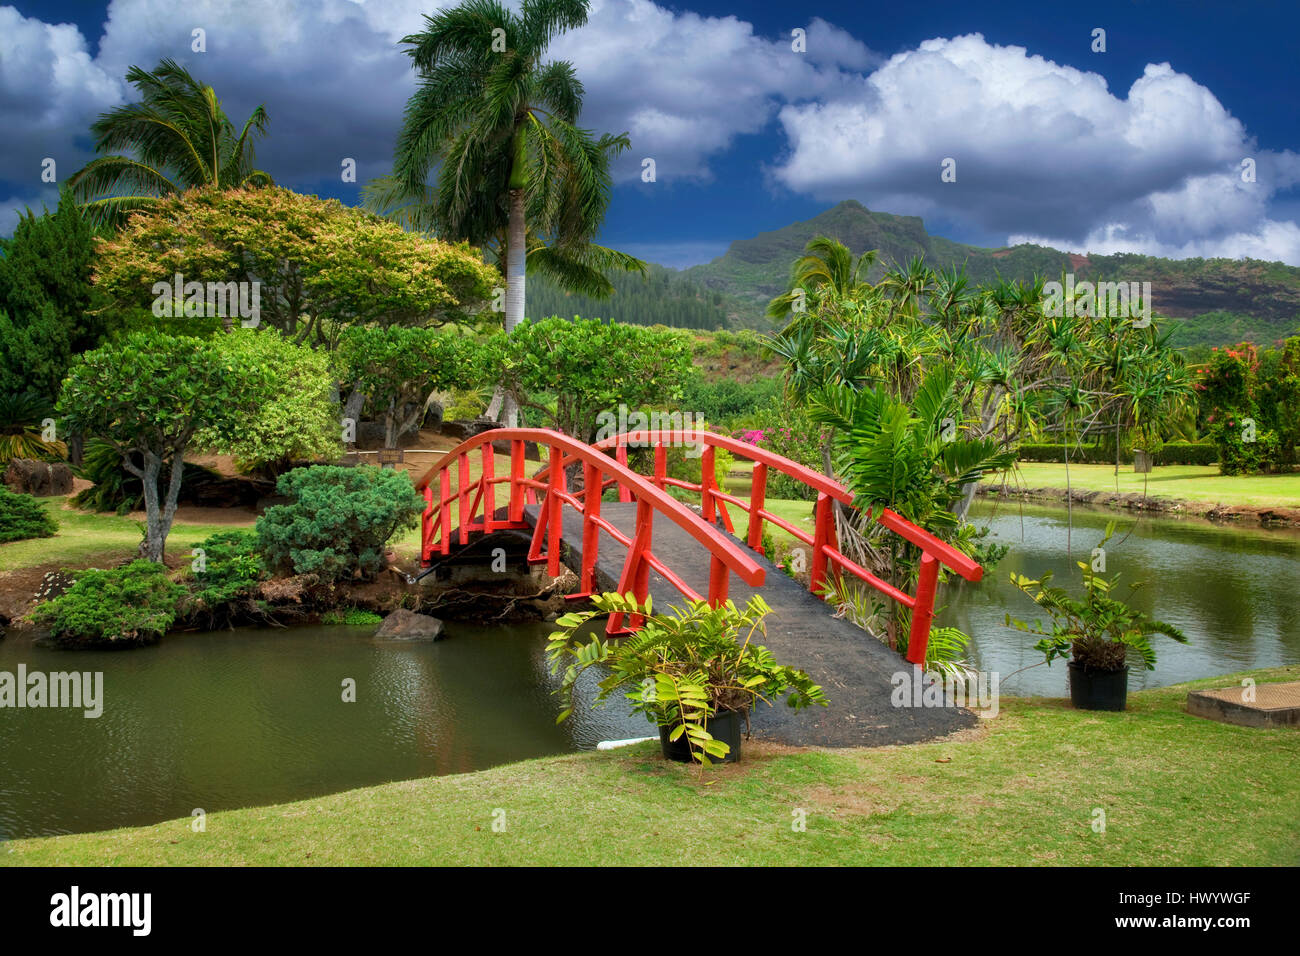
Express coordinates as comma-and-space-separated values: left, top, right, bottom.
8, 667, 1297, 866
0, 499, 250, 571
993, 463, 1300, 508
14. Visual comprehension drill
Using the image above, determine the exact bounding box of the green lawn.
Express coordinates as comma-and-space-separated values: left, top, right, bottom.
7, 667, 1297, 866
0, 498, 250, 572
994, 463, 1300, 508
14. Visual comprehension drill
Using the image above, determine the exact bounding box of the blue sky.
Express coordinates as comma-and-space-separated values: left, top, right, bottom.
3, 0, 1298, 267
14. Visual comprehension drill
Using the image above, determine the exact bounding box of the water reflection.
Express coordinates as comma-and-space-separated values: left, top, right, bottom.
943, 501, 1300, 696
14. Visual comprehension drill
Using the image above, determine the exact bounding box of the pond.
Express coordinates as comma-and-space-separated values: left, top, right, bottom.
0, 621, 648, 840
943, 500, 1300, 696
3, 500, 1296, 840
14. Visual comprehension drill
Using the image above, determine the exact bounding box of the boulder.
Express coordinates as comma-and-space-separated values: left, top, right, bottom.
373, 608, 445, 642
4, 458, 73, 497
440, 418, 501, 442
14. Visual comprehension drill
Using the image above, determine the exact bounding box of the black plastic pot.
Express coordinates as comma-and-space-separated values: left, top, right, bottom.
659, 710, 744, 763
1068, 661, 1129, 711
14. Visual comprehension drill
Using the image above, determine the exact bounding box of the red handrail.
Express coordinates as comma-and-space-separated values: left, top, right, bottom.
583, 430, 984, 664
412, 428, 764, 634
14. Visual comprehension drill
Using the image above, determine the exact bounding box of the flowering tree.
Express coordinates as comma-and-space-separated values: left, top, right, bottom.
93, 187, 499, 347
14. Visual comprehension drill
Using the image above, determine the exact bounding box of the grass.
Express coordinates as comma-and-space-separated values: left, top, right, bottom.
0, 499, 251, 572
996, 463, 1300, 508
7, 666, 1297, 866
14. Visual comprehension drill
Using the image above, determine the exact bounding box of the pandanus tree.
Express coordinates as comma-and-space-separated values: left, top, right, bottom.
67, 59, 272, 227
766, 236, 878, 332
369, 0, 645, 425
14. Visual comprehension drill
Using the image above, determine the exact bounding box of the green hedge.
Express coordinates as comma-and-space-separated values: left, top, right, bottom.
1016, 443, 1219, 466
0, 486, 58, 543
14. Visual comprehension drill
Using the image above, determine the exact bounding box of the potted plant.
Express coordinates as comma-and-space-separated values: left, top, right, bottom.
1005, 522, 1189, 711
547, 592, 827, 765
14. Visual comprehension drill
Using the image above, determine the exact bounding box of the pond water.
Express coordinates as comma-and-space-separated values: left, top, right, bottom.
3, 501, 1296, 840
943, 500, 1300, 696
0, 621, 647, 840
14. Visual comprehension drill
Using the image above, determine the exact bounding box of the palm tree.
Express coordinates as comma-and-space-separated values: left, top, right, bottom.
766, 235, 877, 331
373, 0, 644, 425
67, 59, 272, 227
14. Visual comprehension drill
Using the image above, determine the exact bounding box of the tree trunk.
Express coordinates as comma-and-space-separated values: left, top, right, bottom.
496, 187, 527, 429
132, 449, 185, 563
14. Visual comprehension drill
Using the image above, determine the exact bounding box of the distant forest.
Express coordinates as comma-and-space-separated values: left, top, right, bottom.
525, 264, 735, 329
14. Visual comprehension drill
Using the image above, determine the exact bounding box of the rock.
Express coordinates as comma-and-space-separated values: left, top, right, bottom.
4, 458, 73, 497
373, 608, 445, 642
354, 421, 424, 451
490, 437, 542, 461
440, 418, 501, 442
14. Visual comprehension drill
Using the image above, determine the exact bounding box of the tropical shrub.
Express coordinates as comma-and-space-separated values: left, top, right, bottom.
547, 593, 826, 764
337, 325, 493, 447
500, 317, 694, 442
0, 392, 66, 464
1195, 342, 1292, 474
256, 465, 423, 582
180, 529, 270, 629
680, 375, 781, 429
1005, 522, 1189, 672
31, 560, 185, 647
0, 487, 58, 544
195, 330, 341, 476
70, 438, 221, 515
60, 331, 269, 560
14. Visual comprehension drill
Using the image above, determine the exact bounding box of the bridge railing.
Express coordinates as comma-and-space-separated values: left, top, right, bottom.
411, 428, 765, 634
578, 430, 984, 665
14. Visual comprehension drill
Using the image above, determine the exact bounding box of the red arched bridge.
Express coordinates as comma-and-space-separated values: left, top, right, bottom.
411, 428, 985, 746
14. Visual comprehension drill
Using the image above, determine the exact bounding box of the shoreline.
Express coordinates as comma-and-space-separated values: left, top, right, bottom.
978, 483, 1300, 528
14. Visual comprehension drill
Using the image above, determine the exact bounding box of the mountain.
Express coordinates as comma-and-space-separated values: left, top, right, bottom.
529, 200, 1300, 347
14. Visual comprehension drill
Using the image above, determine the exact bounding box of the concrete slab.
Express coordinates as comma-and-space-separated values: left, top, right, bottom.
1187, 681, 1300, 728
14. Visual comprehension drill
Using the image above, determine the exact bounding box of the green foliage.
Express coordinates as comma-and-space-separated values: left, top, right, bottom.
180, 530, 270, 629
69, 438, 220, 515
321, 608, 384, 626
66, 58, 274, 227
0, 487, 58, 544
31, 560, 185, 647
500, 317, 694, 440
527, 267, 730, 330
547, 593, 826, 765
59, 330, 269, 560
680, 375, 781, 428
92, 187, 499, 348
0, 189, 101, 401
196, 330, 341, 475
1005, 522, 1189, 672
1196, 342, 1296, 474
256, 465, 423, 582
337, 326, 493, 445
0, 391, 66, 463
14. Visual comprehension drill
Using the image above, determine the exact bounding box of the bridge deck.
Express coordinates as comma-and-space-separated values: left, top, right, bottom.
522, 502, 976, 748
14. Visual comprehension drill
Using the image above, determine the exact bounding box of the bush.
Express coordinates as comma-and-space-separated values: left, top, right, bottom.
31, 560, 185, 647
679, 376, 781, 429
256, 465, 423, 582
180, 529, 270, 628
0, 486, 58, 543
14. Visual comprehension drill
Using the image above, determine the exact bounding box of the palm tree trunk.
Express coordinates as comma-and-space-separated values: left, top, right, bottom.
495, 187, 527, 428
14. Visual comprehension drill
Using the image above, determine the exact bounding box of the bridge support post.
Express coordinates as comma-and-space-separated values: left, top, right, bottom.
546, 444, 563, 577
509, 440, 525, 523
810, 492, 834, 594
746, 462, 768, 552
481, 442, 495, 533
458, 456, 471, 545
578, 461, 601, 595
439, 470, 451, 556
906, 553, 940, 665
